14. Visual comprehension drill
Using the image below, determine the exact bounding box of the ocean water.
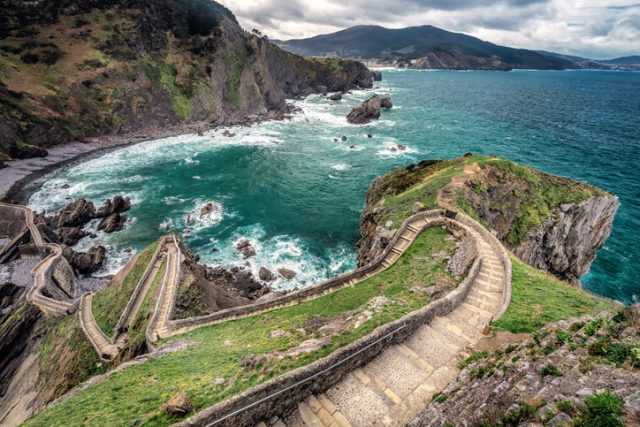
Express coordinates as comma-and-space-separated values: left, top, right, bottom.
28, 70, 640, 304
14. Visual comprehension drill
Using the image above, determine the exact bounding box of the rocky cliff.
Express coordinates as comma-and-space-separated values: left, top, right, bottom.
357, 156, 618, 286
409, 309, 640, 427
0, 0, 373, 161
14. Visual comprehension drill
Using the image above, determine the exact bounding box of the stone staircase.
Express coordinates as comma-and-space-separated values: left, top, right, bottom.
279, 219, 508, 427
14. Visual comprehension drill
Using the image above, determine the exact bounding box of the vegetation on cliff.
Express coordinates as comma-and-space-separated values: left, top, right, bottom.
24, 228, 458, 426
358, 155, 616, 285
0, 0, 373, 161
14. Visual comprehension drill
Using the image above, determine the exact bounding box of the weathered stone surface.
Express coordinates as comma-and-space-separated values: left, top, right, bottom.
328, 92, 342, 101
236, 239, 256, 259
409, 312, 640, 427
95, 195, 130, 217
346, 95, 392, 124
259, 267, 276, 282
278, 268, 297, 280
97, 213, 127, 233
53, 198, 96, 228
163, 392, 192, 415
62, 245, 106, 275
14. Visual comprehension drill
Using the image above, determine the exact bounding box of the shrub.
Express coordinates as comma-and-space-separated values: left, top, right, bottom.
459, 351, 489, 369
583, 391, 624, 427
556, 399, 575, 414
555, 330, 572, 345
432, 392, 447, 403
540, 364, 563, 377
501, 403, 534, 426
584, 318, 603, 336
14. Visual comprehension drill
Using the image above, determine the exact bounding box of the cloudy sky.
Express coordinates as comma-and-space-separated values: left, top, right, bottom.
218, 0, 640, 59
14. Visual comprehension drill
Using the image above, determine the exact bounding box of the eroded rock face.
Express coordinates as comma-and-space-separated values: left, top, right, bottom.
346, 94, 392, 124
514, 197, 619, 285
97, 213, 127, 233
62, 245, 106, 275
236, 239, 256, 259
53, 198, 96, 228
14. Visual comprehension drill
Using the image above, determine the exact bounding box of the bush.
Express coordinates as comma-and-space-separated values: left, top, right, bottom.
459, 351, 489, 369
582, 391, 624, 427
501, 403, 534, 426
556, 399, 575, 414
540, 364, 563, 377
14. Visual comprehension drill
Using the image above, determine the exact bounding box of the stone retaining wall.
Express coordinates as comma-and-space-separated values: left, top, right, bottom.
164, 210, 453, 338
177, 257, 483, 427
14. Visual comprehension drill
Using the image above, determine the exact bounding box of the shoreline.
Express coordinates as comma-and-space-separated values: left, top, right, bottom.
0, 108, 298, 205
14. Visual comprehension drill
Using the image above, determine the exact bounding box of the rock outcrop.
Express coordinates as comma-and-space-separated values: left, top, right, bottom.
62, 245, 107, 275
409, 310, 640, 427
513, 197, 619, 285
357, 157, 618, 286
173, 243, 272, 319
346, 95, 392, 124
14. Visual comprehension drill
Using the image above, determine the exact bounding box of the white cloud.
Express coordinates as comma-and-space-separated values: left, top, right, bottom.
218, 0, 640, 58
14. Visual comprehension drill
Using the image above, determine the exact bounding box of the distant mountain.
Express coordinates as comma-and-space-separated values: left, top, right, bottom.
601, 56, 640, 65
277, 25, 640, 71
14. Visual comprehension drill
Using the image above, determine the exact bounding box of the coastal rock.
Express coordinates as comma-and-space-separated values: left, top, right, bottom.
97, 213, 127, 233
258, 267, 276, 282
346, 95, 392, 124
278, 268, 297, 280
62, 245, 106, 275
55, 227, 90, 246
198, 202, 221, 223
329, 92, 342, 101
373, 71, 383, 81
96, 195, 130, 217
512, 197, 619, 284
53, 198, 96, 228
236, 239, 256, 259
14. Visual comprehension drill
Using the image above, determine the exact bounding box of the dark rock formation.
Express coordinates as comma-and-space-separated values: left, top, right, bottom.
53, 198, 96, 228
97, 213, 127, 233
96, 195, 131, 217
259, 267, 276, 282
373, 71, 383, 81
62, 245, 106, 275
278, 268, 297, 280
174, 243, 273, 319
346, 95, 392, 124
328, 92, 342, 101
236, 239, 256, 259
54, 227, 90, 246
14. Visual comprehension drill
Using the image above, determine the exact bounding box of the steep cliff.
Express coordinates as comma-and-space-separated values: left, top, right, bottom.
0, 0, 373, 161
357, 156, 618, 286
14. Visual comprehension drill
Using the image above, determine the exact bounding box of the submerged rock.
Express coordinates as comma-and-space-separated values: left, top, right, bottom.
236, 239, 256, 259
278, 268, 297, 280
328, 92, 342, 101
346, 94, 392, 124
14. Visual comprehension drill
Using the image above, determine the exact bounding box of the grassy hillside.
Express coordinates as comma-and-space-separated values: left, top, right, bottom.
25, 228, 458, 426
0, 0, 373, 161
364, 155, 608, 248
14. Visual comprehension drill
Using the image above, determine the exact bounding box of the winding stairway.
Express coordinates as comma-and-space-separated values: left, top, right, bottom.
279, 215, 510, 427
0, 202, 77, 316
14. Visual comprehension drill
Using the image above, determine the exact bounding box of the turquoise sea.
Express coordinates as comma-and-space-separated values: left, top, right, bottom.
28, 70, 640, 304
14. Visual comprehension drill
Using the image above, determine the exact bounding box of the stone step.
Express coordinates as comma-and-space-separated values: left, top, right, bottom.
364, 346, 433, 400
430, 317, 473, 347
404, 325, 460, 369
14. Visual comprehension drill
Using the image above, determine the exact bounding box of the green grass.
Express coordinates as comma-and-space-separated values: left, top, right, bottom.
142, 60, 192, 119
92, 241, 159, 336
492, 257, 619, 333
25, 228, 459, 426
470, 158, 609, 246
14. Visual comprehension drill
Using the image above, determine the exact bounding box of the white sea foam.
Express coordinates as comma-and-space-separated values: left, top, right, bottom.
332, 163, 351, 171
377, 140, 418, 157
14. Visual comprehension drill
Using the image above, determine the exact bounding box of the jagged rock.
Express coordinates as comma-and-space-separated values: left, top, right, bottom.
53, 198, 96, 228
346, 94, 392, 124
62, 245, 106, 275
373, 71, 383, 81
236, 239, 256, 259
97, 213, 127, 233
317, 85, 328, 95
341, 135, 347, 141
96, 195, 130, 217
162, 392, 192, 415
367, 133, 373, 138
278, 268, 296, 280
328, 92, 342, 101
258, 267, 276, 282
230, 268, 267, 299
54, 226, 90, 246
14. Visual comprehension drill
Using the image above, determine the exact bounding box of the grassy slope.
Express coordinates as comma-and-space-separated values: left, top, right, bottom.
468, 158, 609, 246
25, 228, 457, 426
92, 241, 159, 336
492, 258, 619, 333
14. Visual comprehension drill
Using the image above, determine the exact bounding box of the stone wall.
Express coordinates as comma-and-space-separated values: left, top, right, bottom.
177, 257, 482, 427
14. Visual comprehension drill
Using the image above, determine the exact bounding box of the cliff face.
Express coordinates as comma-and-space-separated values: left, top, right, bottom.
513, 197, 618, 285
0, 0, 373, 161
357, 157, 618, 286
